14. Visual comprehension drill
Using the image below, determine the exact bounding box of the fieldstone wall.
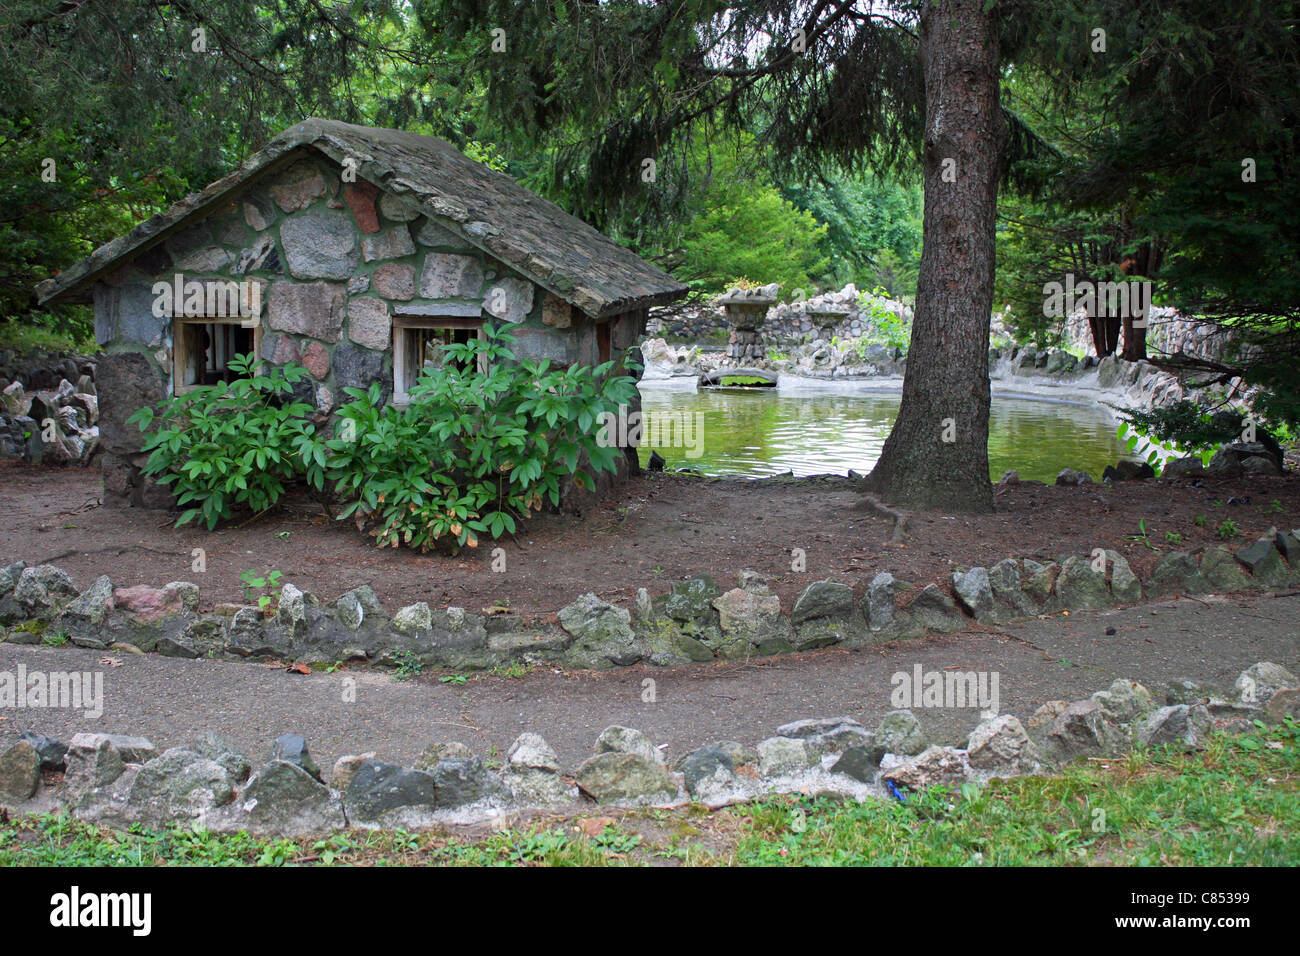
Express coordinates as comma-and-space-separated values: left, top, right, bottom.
3, 524, 1296, 673
93, 153, 642, 508
1, 660, 1294, 835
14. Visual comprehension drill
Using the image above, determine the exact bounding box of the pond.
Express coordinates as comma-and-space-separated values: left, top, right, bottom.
635, 387, 1130, 482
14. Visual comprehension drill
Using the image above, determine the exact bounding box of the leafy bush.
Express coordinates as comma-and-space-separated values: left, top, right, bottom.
127, 355, 320, 529
323, 323, 637, 552
856, 287, 912, 350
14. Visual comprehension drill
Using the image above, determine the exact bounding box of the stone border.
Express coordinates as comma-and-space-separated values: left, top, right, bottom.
2, 526, 1298, 672
1, 662, 1294, 837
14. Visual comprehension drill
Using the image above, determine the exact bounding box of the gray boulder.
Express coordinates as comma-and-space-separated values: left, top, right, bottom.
0, 741, 41, 801
575, 752, 677, 805
966, 715, 1041, 775
874, 710, 928, 756
952, 567, 995, 620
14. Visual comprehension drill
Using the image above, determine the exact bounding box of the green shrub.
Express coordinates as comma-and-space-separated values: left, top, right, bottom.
856, 287, 911, 350
323, 323, 637, 552
127, 354, 321, 529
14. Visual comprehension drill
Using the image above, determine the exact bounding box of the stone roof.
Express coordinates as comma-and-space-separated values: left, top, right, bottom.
38, 118, 687, 317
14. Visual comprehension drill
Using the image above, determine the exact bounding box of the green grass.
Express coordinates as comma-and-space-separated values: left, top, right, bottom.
0, 320, 97, 355
1, 720, 1295, 866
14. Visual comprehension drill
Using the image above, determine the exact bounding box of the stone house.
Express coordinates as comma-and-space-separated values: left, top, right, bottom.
37, 119, 687, 507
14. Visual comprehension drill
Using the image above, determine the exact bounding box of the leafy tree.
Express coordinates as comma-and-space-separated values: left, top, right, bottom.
782, 173, 923, 298
419, 0, 1070, 512
0, 0, 458, 331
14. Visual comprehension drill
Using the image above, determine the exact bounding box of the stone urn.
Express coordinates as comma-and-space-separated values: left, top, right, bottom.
717, 284, 779, 363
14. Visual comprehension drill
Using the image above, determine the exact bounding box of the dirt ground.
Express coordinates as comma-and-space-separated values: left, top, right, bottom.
1, 461, 1297, 619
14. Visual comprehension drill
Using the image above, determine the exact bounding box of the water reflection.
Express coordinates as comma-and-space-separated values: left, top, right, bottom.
636, 388, 1128, 482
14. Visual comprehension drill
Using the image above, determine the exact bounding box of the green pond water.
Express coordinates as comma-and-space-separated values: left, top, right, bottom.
635, 387, 1129, 483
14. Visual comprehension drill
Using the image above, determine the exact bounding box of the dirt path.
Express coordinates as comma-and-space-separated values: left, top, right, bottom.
2, 594, 1295, 772
1, 463, 1297, 620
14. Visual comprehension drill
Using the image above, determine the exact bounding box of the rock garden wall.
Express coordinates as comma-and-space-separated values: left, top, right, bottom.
2, 522, 1296, 673
1, 660, 1294, 836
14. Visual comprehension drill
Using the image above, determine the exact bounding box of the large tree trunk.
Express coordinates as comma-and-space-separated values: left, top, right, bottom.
1089, 314, 1121, 357
1120, 315, 1147, 361
863, 0, 1006, 512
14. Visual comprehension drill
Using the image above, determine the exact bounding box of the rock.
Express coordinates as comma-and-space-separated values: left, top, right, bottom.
342, 180, 380, 233
429, 756, 500, 808
905, 584, 964, 633
392, 601, 433, 634
127, 748, 235, 822
1200, 546, 1250, 592
1055, 468, 1093, 485
275, 582, 311, 632
280, 211, 360, 280
419, 253, 484, 298
331, 344, 389, 401
1162, 456, 1205, 480
712, 586, 792, 655
1114, 460, 1155, 481
1234, 662, 1299, 707
1264, 688, 1300, 725
414, 741, 475, 770
347, 296, 392, 351
13, 564, 78, 617
61, 734, 154, 808
595, 726, 663, 765
1205, 448, 1244, 477
1148, 551, 1207, 596
756, 737, 817, 776
360, 225, 415, 262
0, 741, 41, 801
882, 746, 971, 790
1042, 701, 1128, 762
987, 558, 1033, 616
1164, 680, 1216, 706
1133, 704, 1212, 748
558, 593, 640, 667
1236, 532, 1288, 586
414, 217, 464, 247
1104, 550, 1142, 603
483, 277, 535, 323
67, 732, 156, 764
344, 761, 438, 821
57, 574, 114, 635
231, 760, 343, 834
864, 572, 897, 631
371, 262, 416, 300
790, 580, 854, 624
575, 752, 677, 805
952, 567, 995, 620
266, 280, 346, 341
966, 716, 1041, 774
680, 746, 735, 794
874, 710, 928, 756
268, 161, 327, 212
776, 717, 873, 757
1091, 679, 1156, 722
504, 733, 569, 805
1022, 561, 1060, 607
271, 733, 323, 782
662, 576, 721, 623
1056, 555, 1111, 611
18, 731, 67, 771
191, 732, 251, 782
1275, 529, 1300, 568
333, 585, 385, 632
830, 745, 882, 783
331, 753, 375, 793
